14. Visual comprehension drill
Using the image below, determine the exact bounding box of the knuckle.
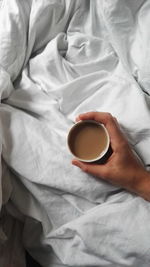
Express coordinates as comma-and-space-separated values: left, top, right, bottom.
82, 165, 88, 172
106, 113, 113, 121
113, 116, 118, 122
93, 111, 99, 117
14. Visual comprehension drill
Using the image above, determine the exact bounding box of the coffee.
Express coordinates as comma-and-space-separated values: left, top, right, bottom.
68, 120, 109, 162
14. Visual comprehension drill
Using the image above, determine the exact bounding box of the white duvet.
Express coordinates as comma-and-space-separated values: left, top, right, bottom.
0, 0, 150, 266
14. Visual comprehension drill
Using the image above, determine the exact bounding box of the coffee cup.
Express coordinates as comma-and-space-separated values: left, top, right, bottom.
67, 120, 110, 163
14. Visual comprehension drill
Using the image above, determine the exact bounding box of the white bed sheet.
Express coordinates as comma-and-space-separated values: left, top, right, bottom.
0, 0, 150, 266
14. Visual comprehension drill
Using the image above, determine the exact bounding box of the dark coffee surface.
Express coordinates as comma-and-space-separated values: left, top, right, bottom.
69, 122, 107, 160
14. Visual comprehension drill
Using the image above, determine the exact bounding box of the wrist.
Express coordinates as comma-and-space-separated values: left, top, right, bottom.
132, 169, 150, 201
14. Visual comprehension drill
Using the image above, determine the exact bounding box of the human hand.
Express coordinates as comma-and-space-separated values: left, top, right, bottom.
72, 112, 150, 200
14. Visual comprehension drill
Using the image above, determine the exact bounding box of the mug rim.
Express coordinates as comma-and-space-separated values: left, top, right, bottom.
67, 119, 110, 162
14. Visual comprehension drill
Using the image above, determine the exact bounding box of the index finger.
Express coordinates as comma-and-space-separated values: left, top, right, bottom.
76, 112, 128, 150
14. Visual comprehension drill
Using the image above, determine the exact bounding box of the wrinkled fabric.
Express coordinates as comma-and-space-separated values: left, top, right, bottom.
0, 0, 150, 266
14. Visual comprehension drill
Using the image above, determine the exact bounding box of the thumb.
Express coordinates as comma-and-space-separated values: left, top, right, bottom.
72, 159, 107, 178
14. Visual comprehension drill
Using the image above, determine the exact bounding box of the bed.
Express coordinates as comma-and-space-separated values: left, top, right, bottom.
0, 0, 150, 266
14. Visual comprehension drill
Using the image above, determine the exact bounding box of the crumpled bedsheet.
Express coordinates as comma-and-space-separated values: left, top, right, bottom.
0, 0, 150, 266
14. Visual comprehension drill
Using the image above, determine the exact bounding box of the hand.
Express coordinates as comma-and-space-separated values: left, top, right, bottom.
72, 112, 150, 201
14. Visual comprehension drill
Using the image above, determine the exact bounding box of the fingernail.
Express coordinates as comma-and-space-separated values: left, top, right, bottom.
75, 116, 80, 122
72, 160, 82, 169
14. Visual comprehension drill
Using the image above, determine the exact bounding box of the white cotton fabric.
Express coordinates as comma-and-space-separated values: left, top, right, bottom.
0, 0, 150, 266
